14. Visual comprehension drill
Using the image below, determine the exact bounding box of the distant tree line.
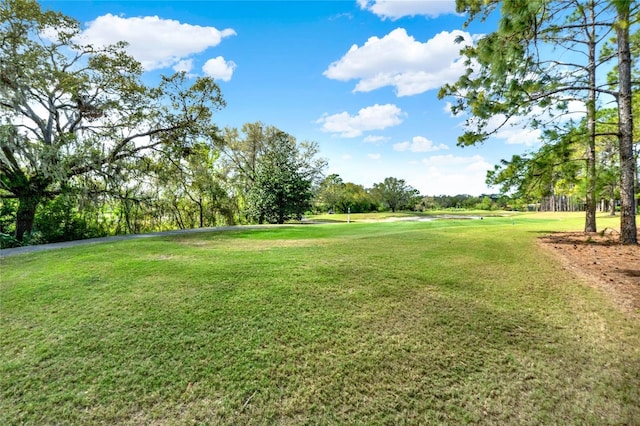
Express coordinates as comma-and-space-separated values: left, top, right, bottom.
313, 174, 511, 213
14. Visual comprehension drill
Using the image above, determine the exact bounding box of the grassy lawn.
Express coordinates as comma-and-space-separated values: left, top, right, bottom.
1, 213, 638, 424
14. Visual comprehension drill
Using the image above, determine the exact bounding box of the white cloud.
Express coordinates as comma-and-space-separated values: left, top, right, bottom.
393, 136, 448, 152
173, 59, 193, 73
422, 154, 488, 167
496, 125, 543, 146
463, 100, 585, 146
368, 153, 381, 160
363, 135, 390, 143
358, 0, 457, 20
202, 56, 237, 81
415, 154, 494, 195
316, 103, 405, 138
324, 28, 475, 96
80, 14, 236, 71
331, 154, 494, 195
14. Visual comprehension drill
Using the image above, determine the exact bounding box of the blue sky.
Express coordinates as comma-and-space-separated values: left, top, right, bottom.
41, 0, 546, 196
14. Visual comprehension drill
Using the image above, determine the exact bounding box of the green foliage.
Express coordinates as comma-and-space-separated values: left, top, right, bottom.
0, 194, 110, 248
476, 196, 494, 210
486, 130, 583, 201
220, 123, 326, 225
445, 0, 639, 241
0, 0, 225, 241
32, 194, 107, 243
245, 131, 315, 224
314, 174, 377, 213
370, 177, 419, 212
148, 142, 238, 229
0, 198, 16, 235
341, 182, 377, 213
417, 194, 507, 211
315, 174, 345, 212
485, 104, 635, 217
442, 0, 611, 146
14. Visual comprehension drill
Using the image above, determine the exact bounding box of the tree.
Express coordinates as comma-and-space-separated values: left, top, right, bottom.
316, 174, 345, 213
221, 122, 326, 223
314, 175, 377, 214
594, 108, 621, 215
245, 130, 319, 224
371, 177, 418, 212
220, 122, 268, 197
0, 0, 225, 241
441, 0, 619, 234
149, 142, 236, 229
444, 0, 638, 243
339, 182, 376, 213
612, 0, 638, 243
486, 125, 585, 205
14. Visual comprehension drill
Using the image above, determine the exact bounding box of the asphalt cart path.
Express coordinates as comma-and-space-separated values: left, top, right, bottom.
0, 225, 269, 258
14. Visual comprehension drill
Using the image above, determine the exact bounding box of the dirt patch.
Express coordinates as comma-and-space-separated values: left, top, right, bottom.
538, 229, 640, 315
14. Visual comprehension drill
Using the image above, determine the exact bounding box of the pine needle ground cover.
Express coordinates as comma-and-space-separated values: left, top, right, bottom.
1, 214, 638, 424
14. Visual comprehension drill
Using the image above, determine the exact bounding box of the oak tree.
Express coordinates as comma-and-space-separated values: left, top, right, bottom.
371, 177, 419, 212
0, 0, 225, 241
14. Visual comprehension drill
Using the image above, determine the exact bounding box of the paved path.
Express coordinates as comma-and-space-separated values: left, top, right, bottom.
0, 225, 268, 258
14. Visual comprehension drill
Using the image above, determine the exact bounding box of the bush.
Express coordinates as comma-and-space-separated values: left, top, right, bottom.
0, 233, 20, 249
32, 195, 107, 244
0, 199, 17, 237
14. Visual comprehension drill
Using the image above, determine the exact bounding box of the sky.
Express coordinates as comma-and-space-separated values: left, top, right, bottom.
39, 0, 548, 196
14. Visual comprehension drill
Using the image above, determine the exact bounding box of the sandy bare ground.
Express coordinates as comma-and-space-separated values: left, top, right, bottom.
538, 229, 640, 315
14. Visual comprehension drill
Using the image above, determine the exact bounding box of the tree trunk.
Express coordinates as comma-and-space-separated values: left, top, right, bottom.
609, 189, 616, 216
15, 194, 40, 242
277, 205, 285, 224
616, 3, 637, 244
584, 2, 597, 233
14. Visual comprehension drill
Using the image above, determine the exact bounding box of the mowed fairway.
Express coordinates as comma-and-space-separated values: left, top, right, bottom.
1, 214, 639, 425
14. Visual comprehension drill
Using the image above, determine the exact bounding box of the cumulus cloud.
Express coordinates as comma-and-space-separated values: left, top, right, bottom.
324, 28, 475, 96
417, 154, 493, 194
357, 0, 457, 20
202, 56, 237, 81
495, 125, 543, 146
363, 135, 390, 143
393, 136, 448, 152
462, 100, 586, 146
368, 153, 381, 160
173, 59, 193, 73
333, 154, 494, 195
422, 154, 488, 168
79, 14, 236, 71
316, 103, 405, 138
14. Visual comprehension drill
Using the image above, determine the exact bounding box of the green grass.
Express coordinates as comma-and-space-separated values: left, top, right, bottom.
1, 213, 639, 424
